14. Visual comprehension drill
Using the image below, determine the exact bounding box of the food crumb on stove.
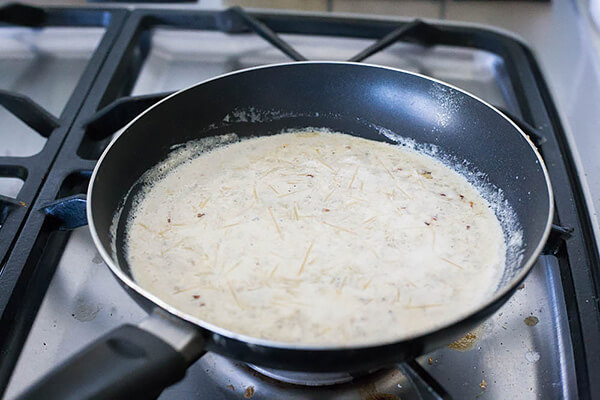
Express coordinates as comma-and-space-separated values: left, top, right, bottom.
524, 316, 539, 326
466, 225, 471, 230
197, 213, 205, 218
244, 386, 255, 398
227, 384, 235, 392
448, 325, 483, 351
518, 283, 525, 290
427, 357, 434, 365
192, 295, 200, 299
480, 379, 487, 390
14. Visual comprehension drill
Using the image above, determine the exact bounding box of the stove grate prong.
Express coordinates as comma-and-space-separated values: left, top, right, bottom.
217, 6, 307, 62
0, 90, 59, 138
348, 20, 440, 62
0, 3, 46, 28
83, 92, 174, 139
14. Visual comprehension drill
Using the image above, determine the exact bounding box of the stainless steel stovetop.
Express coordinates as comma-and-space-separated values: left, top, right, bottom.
2, 24, 578, 399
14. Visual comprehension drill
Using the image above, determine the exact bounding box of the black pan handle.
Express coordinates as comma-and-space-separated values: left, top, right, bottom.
17, 310, 205, 400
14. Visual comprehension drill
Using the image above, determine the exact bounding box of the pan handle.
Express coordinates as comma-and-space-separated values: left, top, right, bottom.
17, 310, 205, 400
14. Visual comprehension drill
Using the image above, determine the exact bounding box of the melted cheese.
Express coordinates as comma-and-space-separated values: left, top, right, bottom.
126, 131, 505, 345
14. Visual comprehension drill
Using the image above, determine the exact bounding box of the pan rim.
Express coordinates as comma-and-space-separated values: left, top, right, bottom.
87, 61, 554, 352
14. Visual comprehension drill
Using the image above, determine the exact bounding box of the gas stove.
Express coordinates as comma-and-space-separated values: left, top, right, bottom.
0, 3, 598, 400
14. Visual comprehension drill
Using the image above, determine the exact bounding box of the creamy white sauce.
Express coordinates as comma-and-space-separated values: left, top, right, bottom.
126, 131, 506, 345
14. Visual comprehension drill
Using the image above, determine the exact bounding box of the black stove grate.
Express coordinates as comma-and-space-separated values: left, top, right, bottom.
0, 4, 127, 271
0, 3, 128, 392
0, 5, 598, 399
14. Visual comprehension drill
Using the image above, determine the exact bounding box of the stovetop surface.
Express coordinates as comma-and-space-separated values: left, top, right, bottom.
2, 23, 578, 399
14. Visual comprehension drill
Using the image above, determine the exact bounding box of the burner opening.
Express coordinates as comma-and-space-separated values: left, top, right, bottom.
249, 365, 375, 386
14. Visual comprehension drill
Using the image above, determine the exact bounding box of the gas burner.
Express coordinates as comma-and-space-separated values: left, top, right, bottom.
248, 365, 364, 386
198, 353, 423, 400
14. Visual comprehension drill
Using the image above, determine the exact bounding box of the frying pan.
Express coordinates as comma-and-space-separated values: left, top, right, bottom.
18, 62, 553, 400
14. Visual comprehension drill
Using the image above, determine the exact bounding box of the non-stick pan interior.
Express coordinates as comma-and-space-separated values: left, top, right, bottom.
90, 62, 551, 299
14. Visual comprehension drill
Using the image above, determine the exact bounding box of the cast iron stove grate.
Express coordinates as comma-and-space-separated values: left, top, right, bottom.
0, 2, 128, 392
0, 4, 126, 270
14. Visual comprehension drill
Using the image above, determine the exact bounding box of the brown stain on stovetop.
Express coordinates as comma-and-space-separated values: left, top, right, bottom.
448, 324, 484, 352
244, 385, 255, 398
524, 315, 539, 326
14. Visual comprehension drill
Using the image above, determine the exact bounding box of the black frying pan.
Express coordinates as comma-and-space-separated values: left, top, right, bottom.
19, 62, 553, 400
